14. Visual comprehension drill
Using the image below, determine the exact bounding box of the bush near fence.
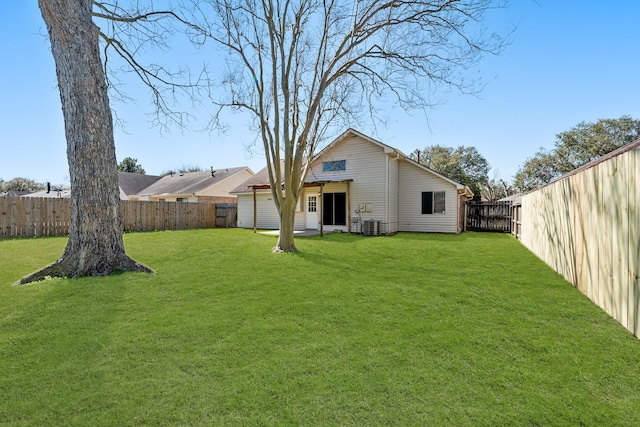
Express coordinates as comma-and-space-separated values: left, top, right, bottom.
0, 197, 237, 238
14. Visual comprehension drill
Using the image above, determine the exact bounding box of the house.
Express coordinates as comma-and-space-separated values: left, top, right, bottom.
134, 167, 255, 203
231, 129, 473, 234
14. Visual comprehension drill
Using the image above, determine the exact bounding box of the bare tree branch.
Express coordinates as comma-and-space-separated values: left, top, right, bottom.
196, 0, 512, 251
92, 1, 213, 130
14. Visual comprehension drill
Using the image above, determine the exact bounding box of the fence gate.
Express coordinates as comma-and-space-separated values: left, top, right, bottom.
215, 203, 238, 228
465, 201, 512, 232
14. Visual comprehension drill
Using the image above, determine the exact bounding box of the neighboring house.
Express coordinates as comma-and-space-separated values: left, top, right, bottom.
134, 167, 255, 203
18, 169, 253, 203
118, 172, 162, 200
20, 173, 162, 200
231, 129, 473, 234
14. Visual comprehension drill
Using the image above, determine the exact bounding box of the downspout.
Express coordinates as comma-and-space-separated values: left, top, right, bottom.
253, 186, 257, 233
387, 151, 400, 234
347, 180, 351, 233
457, 191, 462, 234
320, 182, 324, 238
386, 154, 389, 234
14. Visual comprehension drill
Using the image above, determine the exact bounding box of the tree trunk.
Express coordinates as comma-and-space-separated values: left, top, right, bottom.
18, 0, 153, 284
274, 199, 298, 252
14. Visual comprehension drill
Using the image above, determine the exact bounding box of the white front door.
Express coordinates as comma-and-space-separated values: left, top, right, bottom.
306, 195, 319, 229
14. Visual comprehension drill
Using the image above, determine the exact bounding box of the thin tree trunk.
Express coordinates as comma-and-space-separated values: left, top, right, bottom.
18, 0, 153, 284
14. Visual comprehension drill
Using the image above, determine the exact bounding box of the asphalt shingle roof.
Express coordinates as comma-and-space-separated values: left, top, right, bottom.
137, 167, 248, 196
118, 172, 162, 196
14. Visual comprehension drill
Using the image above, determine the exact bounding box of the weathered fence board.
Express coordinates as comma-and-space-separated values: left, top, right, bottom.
510, 204, 521, 239
466, 201, 512, 232
215, 203, 238, 228
0, 197, 237, 238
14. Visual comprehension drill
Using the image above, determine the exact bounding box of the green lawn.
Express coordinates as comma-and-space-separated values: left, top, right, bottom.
1, 230, 639, 426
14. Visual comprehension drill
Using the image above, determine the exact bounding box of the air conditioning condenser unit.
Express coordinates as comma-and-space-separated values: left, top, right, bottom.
362, 220, 381, 236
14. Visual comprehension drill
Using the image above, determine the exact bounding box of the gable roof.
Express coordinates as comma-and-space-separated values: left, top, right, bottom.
315, 128, 402, 159
137, 167, 249, 196
231, 129, 473, 196
318, 129, 472, 194
229, 162, 277, 192
118, 172, 162, 196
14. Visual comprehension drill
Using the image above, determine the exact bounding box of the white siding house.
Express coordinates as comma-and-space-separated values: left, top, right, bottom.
231, 129, 473, 234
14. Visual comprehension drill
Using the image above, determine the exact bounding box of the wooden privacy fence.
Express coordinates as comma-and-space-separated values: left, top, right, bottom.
520, 142, 640, 338
0, 197, 237, 238
465, 201, 512, 232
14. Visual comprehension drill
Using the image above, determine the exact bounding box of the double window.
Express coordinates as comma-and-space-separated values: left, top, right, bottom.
421, 191, 445, 214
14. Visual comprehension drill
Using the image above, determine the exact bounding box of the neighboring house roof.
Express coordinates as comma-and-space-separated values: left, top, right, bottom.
2, 191, 30, 197
137, 167, 251, 197
499, 193, 523, 205
230, 161, 287, 194
118, 172, 162, 196
20, 173, 163, 200
12, 168, 254, 201
231, 128, 473, 197
22, 189, 71, 198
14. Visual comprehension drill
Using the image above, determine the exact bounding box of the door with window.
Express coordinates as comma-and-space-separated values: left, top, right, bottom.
322, 193, 347, 226
306, 195, 319, 229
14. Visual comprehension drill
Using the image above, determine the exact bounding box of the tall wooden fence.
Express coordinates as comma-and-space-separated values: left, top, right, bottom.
520, 144, 639, 338
0, 197, 237, 238
465, 201, 512, 232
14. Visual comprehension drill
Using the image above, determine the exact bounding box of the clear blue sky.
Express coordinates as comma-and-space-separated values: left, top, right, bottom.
1, 1, 639, 186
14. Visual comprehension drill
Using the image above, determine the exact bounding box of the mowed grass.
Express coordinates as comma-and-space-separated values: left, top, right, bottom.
1, 230, 639, 426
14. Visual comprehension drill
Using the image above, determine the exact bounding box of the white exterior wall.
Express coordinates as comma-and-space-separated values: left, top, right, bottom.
310, 135, 390, 232
237, 192, 278, 229
236, 191, 306, 230
398, 160, 458, 233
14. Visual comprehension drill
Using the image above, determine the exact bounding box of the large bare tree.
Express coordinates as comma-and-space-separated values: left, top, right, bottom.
19, 0, 204, 284
202, 0, 510, 252
17, 0, 152, 284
